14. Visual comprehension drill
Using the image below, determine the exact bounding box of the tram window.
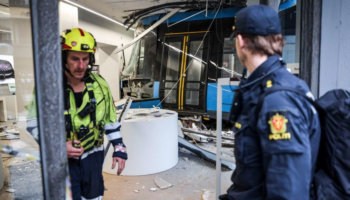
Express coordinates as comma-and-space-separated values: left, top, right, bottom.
164, 89, 177, 103
186, 83, 200, 106
186, 91, 199, 105
165, 82, 176, 88
187, 41, 204, 82
279, 0, 299, 76
187, 83, 200, 89
165, 42, 182, 81
222, 38, 243, 78
136, 39, 145, 75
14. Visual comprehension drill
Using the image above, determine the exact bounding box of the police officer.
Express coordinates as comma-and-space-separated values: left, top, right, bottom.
220, 5, 321, 200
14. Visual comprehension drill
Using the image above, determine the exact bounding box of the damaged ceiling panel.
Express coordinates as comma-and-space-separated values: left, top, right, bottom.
101, 0, 247, 29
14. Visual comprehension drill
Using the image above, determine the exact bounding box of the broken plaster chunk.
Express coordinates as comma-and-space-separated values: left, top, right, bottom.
134, 190, 140, 193
6, 188, 16, 193
201, 189, 215, 200
150, 188, 158, 192
183, 157, 189, 161
154, 178, 172, 189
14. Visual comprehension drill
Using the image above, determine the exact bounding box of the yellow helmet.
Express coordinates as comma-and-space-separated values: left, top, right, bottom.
61, 28, 96, 53
61, 28, 96, 66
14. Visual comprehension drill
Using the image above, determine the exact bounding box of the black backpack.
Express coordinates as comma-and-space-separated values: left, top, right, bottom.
257, 87, 350, 199
0, 59, 15, 80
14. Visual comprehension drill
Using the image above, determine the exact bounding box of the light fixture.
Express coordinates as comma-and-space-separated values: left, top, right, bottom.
0, 29, 11, 33
0, 11, 10, 15
63, 0, 135, 31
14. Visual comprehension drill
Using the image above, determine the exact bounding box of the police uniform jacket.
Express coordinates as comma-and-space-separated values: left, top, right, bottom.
227, 55, 321, 200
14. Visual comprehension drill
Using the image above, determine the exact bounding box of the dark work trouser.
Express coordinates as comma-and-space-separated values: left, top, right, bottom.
68, 149, 104, 200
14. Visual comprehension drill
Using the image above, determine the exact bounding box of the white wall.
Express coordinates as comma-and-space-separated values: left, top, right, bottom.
58, 4, 134, 100
10, 8, 34, 120
319, 0, 350, 95
78, 8, 134, 100
98, 46, 121, 100
59, 2, 78, 31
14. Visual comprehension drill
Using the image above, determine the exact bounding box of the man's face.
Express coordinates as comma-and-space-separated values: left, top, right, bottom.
66, 51, 89, 79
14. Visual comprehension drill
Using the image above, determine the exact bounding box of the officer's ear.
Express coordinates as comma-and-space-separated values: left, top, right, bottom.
236, 34, 246, 50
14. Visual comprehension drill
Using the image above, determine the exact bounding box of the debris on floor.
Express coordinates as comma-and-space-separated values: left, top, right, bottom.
0, 127, 20, 140
150, 188, 158, 192
134, 190, 140, 193
5, 129, 20, 134
6, 188, 16, 193
178, 120, 185, 138
0, 126, 7, 132
201, 189, 215, 200
183, 157, 189, 161
183, 132, 210, 143
154, 178, 172, 189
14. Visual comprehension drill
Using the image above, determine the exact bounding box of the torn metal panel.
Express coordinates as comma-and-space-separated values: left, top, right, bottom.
121, 40, 140, 76
184, 132, 210, 143
115, 8, 180, 54
178, 136, 235, 170
182, 127, 234, 141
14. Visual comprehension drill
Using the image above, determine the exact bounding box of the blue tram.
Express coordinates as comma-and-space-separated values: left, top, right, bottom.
120, 1, 297, 120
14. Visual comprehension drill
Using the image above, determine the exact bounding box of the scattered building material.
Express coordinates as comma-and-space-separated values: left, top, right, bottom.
154, 178, 172, 189
5, 129, 20, 134
180, 116, 201, 122
183, 157, 189, 161
134, 190, 140, 193
220, 142, 235, 148
0, 126, 7, 132
150, 188, 158, 192
182, 127, 234, 141
178, 136, 235, 170
178, 120, 185, 138
6, 188, 16, 193
184, 132, 210, 143
201, 189, 215, 200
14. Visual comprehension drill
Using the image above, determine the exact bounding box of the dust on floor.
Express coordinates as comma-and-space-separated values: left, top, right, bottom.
103, 148, 233, 200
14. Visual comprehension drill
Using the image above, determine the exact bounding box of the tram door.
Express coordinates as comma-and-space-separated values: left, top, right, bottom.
160, 33, 209, 113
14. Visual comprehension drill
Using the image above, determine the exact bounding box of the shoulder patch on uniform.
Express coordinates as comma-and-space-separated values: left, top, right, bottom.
267, 111, 291, 140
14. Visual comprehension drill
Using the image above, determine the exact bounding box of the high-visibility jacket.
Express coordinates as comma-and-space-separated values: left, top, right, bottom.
26, 73, 127, 159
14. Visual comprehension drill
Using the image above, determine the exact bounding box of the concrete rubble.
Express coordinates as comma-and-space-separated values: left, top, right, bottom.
154, 178, 172, 189
201, 189, 215, 200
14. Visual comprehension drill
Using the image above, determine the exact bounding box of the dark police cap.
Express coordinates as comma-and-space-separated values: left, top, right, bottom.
235, 5, 281, 35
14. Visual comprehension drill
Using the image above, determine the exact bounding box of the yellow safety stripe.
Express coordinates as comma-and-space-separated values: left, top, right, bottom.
86, 83, 93, 91
181, 36, 189, 110
178, 36, 187, 110
165, 31, 209, 35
